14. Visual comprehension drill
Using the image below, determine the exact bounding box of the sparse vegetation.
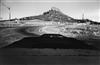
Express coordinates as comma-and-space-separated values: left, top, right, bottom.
0, 7, 100, 48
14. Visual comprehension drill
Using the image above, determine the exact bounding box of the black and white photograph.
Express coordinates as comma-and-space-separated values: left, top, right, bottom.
0, 0, 100, 65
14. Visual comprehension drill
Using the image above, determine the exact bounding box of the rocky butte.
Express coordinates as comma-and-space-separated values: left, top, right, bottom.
0, 7, 100, 48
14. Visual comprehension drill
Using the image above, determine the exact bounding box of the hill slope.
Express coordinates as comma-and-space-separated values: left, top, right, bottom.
19, 7, 75, 22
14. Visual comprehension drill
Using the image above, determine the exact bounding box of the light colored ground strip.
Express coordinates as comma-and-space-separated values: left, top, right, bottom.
40, 26, 61, 34
61, 32, 78, 38
26, 26, 45, 35
0, 20, 65, 27
39, 26, 78, 38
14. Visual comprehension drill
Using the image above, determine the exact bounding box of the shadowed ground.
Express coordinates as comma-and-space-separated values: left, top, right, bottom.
0, 48, 100, 65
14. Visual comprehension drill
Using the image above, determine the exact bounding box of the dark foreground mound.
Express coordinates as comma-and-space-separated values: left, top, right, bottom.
3, 34, 99, 50
1, 34, 100, 65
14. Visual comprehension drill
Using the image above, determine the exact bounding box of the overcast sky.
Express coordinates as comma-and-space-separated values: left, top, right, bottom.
0, 0, 100, 22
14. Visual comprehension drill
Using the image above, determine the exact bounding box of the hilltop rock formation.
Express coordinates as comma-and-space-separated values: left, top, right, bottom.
20, 7, 75, 22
